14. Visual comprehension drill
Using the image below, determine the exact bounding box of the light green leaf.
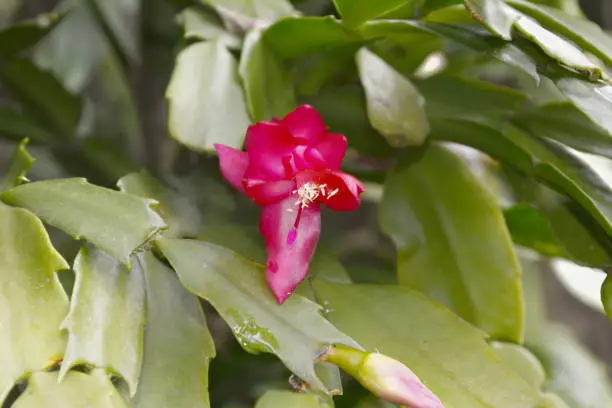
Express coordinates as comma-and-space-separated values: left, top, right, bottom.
118, 171, 202, 238
463, 0, 516, 39
1, 178, 166, 264
0, 12, 64, 57
380, 145, 524, 341
601, 275, 612, 320
490, 342, 545, 388
181, 7, 240, 48
59, 245, 145, 396
0, 203, 69, 404
356, 47, 429, 147
539, 393, 571, 408
13, 371, 127, 408
313, 281, 540, 408
555, 78, 612, 137
166, 40, 250, 151
255, 390, 321, 408
332, 0, 411, 28
203, 0, 296, 22
0, 107, 53, 142
157, 238, 361, 393
513, 102, 612, 159
508, 0, 612, 66
264, 16, 356, 59
239, 28, 296, 122
0, 139, 34, 192
133, 251, 215, 408
0, 59, 82, 138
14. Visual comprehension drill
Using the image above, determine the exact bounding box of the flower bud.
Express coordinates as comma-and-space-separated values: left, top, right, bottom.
320, 346, 444, 408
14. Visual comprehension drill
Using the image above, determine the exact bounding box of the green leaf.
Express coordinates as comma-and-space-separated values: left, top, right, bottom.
181, 7, 240, 48
157, 238, 361, 393
0, 59, 82, 138
0, 139, 34, 192
264, 16, 357, 59
332, 0, 411, 28
239, 28, 296, 122
0, 107, 53, 142
0, 203, 69, 404
539, 393, 571, 408
118, 171, 202, 238
356, 48, 429, 147
1, 178, 166, 264
166, 40, 251, 151
504, 204, 565, 257
133, 251, 215, 408
203, 0, 296, 22
463, 0, 516, 39
313, 281, 540, 408
513, 102, 612, 159
255, 390, 321, 408
12, 371, 127, 408
0, 12, 64, 57
380, 145, 524, 341
555, 78, 612, 137
59, 245, 145, 396
490, 342, 545, 388
602, 275, 612, 320
508, 0, 612, 66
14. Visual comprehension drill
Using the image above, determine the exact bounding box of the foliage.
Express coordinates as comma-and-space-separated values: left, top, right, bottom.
0, 0, 611, 407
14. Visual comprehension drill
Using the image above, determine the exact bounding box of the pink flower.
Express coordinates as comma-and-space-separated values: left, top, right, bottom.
214, 105, 364, 303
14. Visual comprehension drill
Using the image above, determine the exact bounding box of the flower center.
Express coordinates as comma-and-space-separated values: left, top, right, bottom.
295, 182, 339, 208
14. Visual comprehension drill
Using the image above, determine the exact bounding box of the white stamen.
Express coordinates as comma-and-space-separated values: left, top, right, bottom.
295, 182, 338, 208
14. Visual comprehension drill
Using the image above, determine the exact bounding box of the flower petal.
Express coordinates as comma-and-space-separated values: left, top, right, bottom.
296, 170, 364, 212
281, 105, 327, 143
259, 195, 321, 303
244, 179, 295, 206
214, 144, 249, 193
244, 122, 298, 180
312, 133, 348, 169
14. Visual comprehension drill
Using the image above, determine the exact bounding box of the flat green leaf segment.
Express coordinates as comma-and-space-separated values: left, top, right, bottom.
314, 281, 540, 408
181, 8, 240, 48
0, 12, 64, 57
0, 139, 35, 192
118, 171, 202, 238
602, 275, 612, 319
380, 145, 524, 341
12, 371, 127, 408
59, 246, 145, 396
333, 0, 409, 28
166, 40, 250, 151
157, 238, 361, 393
203, 0, 296, 22
133, 252, 215, 408
356, 48, 429, 147
0, 203, 68, 404
255, 390, 321, 408
1, 178, 166, 264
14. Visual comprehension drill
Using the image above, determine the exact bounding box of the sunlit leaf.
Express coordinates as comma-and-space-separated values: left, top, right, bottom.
59, 245, 145, 396
356, 48, 429, 147
157, 238, 361, 393
2, 178, 166, 264
12, 371, 127, 408
118, 171, 202, 238
166, 40, 250, 151
0, 12, 64, 57
133, 251, 215, 408
332, 0, 411, 28
0, 139, 34, 192
490, 342, 545, 388
0, 203, 69, 403
380, 145, 524, 341
255, 390, 321, 408
313, 281, 540, 408
555, 78, 612, 137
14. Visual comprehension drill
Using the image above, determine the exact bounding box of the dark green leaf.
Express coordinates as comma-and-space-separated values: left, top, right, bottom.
332, 0, 410, 28
12, 371, 127, 408
380, 145, 524, 341
118, 171, 202, 238
255, 391, 321, 408
0, 12, 64, 57
166, 40, 250, 151
239, 28, 296, 122
602, 275, 612, 320
133, 252, 215, 408
157, 238, 361, 393
59, 245, 145, 396
0, 203, 69, 403
356, 48, 429, 147
0, 59, 82, 137
0, 107, 53, 142
2, 178, 166, 264
313, 281, 540, 408
0, 139, 34, 192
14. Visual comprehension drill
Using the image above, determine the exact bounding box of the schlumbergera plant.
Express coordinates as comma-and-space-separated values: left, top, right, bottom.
3, 0, 612, 407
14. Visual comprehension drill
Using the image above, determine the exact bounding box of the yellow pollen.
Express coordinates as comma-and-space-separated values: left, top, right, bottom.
295, 182, 339, 208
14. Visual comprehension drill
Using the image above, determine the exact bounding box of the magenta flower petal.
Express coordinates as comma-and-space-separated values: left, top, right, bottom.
214, 144, 249, 193
312, 133, 348, 169
244, 122, 297, 180
259, 195, 321, 303
295, 170, 364, 212
280, 105, 327, 144
244, 179, 295, 206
